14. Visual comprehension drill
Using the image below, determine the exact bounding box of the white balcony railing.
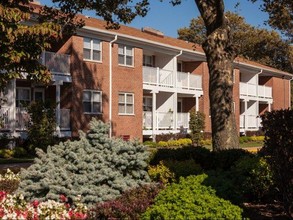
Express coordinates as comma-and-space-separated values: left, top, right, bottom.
177, 71, 202, 90
0, 107, 10, 130
41, 51, 70, 75
143, 111, 190, 130
240, 82, 272, 98
12, 107, 70, 131
60, 109, 70, 130
240, 114, 262, 130
143, 66, 202, 90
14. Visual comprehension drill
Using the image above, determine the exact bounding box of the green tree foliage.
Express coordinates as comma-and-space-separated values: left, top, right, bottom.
178, 11, 293, 73
0, 0, 62, 91
260, 109, 293, 218
189, 110, 205, 146
250, 0, 293, 41
142, 174, 243, 219
17, 118, 150, 206
26, 100, 56, 154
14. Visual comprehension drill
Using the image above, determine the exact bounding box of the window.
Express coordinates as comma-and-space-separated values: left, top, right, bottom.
83, 37, 101, 61
83, 90, 102, 113
143, 55, 153, 67
118, 45, 133, 66
143, 96, 152, 111
16, 88, 31, 107
118, 93, 134, 115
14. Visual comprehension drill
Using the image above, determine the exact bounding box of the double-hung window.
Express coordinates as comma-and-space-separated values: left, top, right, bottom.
83, 38, 102, 61
16, 88, 31, 107
118, 45, 133, 66
143, 55, 153, 67
118, 93, 134, 115
83, 90, 102, 114
143, 96, 152, 111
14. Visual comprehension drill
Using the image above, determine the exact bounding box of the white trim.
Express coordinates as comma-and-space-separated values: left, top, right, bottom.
118, 92, 134, 115
82, 89, 102, 114
83, 37, 102, 62
118, 44, 134, 67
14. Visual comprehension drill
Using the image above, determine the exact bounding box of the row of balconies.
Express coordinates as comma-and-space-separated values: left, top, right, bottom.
42, 51, 273, 99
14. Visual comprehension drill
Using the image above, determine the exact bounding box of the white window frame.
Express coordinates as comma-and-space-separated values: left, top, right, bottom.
118, 92, 134, 115
16, 87, 31, 108
83, 90, 102, 114
33, 88, 45, 102
118, 45, 134, 67
83, 37, 102, 62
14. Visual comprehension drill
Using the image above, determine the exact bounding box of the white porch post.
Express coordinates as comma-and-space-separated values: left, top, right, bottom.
151, 90, 157, 142
268, 102, 271, 112
55, 80, 63, 137
9, 80, 16, 136
195, 95, 199, 112
173, 93, 177, 130
244, 99, 248, 131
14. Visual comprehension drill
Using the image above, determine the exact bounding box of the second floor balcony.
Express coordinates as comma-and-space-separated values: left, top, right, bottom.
41, 51, 71, 76
240, 82, 272, 99
143, 66, 202, 91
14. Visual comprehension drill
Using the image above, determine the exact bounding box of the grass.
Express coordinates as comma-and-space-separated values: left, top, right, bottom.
203, 141, 263, 150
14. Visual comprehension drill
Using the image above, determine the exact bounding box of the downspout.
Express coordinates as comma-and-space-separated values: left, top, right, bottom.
109, 35, 118, 138
173, 50, 182, 131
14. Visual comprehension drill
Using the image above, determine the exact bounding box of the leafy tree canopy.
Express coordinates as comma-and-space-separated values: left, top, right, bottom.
178, 11, 293, 73
250, 0, 293, 41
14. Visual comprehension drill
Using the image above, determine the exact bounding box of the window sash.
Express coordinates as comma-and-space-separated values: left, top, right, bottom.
83, 38, 101, 61
83, 90, 102, 113
119, 93, 134, 114
118, 45, 133, 66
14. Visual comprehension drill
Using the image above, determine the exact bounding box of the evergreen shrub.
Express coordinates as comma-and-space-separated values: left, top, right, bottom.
148, 161, 175, 185
142, 174, 243, 219
90, 184, 163, 219
189, 110, 205, 146
261, 109, 293, 217
163, 159, 202, 179
17, 119, 150, 206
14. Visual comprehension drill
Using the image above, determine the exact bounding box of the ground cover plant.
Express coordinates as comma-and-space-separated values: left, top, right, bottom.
17, 118, 151, 206
142, 174, 243, 219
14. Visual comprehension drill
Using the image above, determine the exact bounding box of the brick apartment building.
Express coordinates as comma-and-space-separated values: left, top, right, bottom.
0, 10, 292, 141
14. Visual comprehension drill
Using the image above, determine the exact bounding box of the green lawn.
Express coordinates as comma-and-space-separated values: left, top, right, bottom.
203, 141, 263, 150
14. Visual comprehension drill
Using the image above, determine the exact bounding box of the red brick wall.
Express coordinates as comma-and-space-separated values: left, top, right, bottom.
64, 36, 143, 140
272, 77, 290, 110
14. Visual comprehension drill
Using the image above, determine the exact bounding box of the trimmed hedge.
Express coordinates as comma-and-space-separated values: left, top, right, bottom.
142, 174, 243, 219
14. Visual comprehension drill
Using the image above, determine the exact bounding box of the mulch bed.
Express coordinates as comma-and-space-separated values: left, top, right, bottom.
243, 202, 289, 219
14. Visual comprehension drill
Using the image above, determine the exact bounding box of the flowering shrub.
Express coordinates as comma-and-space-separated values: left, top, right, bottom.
0, 169, 20, 194
0, 191, 87, 219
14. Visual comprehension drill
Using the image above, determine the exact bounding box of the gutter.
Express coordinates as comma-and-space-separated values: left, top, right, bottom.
109, 35, 118, 138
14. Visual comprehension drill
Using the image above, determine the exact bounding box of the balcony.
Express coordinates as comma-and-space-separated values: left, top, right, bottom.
0, 107, 10, 130
143, 111, 190, 130
240, 82, 272, 99
41, 51, 71, 76
240, 114, 262, 130
143, 66, 202, 91
0, 107, 70, 132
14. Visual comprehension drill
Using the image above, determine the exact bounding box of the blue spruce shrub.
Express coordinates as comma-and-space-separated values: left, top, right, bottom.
142, 174, 243, 219
17, 118, 150, 206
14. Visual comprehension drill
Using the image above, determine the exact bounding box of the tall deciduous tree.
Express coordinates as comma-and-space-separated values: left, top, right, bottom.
194, 0, 239, 150
178, 12, 293, 73
0, 0, 61, 91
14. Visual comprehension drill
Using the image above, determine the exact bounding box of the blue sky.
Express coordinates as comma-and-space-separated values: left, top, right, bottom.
40, 0, 270, 38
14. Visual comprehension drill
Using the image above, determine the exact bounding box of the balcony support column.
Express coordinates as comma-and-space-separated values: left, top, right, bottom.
54, 80, 63, 137
173, 93, 177, 130
151, 90, 158, 142
195, 95, 199, 112
244, 99, 248, 131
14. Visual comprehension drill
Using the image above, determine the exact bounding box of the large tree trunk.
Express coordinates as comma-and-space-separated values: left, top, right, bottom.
195, 0, 239, 150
